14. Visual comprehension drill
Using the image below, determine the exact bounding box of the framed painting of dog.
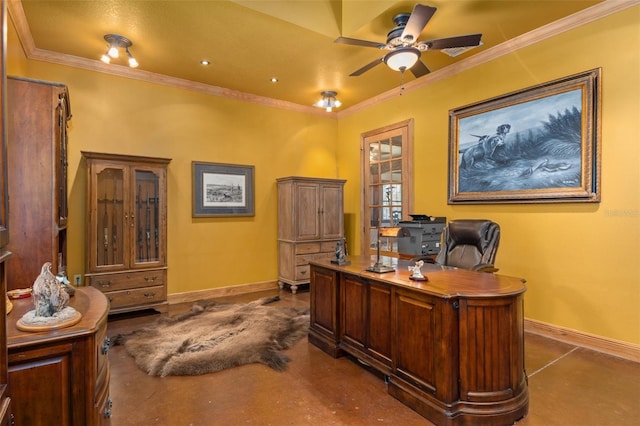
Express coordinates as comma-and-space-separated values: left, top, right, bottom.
448, 68, 601, 204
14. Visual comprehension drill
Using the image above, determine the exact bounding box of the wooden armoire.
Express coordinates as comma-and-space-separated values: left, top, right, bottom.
6, 76, 71, 291
276, 176, 346, 294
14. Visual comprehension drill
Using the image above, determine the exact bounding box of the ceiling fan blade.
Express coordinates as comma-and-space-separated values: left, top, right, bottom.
401, 4, 437, 42
409, 60, 430, 78
421, 34, 482, 50
335, 36, 385, 49
350, 57, 385, 76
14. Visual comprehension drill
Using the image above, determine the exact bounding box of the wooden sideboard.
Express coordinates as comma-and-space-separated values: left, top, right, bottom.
308, 257, 528, 426
6, 286, 111, 425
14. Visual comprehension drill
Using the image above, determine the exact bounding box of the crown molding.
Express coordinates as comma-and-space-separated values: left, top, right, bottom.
6, 0, 334, 118
8, 0, 639, 118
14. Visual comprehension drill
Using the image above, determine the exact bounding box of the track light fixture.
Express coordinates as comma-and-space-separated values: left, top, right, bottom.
100, 34, 138, 68
313, 91, 342, 112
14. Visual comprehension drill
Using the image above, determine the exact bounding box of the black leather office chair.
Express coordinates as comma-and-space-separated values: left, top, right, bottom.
434, 219, 500, 272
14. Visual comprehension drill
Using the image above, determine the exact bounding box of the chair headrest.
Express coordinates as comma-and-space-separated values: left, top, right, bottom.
448, 220, 499, 253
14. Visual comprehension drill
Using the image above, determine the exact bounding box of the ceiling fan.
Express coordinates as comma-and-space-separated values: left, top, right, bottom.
335, 4, 482, 78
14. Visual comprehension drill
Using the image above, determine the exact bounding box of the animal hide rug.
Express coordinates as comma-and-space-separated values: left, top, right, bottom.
113, 296, 309, 377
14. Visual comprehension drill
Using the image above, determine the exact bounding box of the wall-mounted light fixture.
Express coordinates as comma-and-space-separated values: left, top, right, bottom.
100, 34, 138, 68
313, 90, 342, 112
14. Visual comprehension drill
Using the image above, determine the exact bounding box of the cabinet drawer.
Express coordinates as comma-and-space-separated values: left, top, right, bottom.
106, 285, 166, 309
321, 241, 340, 252
90, 269, 166, 292
295, 265, 311, 281
296, 242, 321, 254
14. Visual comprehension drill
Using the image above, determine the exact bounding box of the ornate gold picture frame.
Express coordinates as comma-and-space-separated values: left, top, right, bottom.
448, 68, 601, 204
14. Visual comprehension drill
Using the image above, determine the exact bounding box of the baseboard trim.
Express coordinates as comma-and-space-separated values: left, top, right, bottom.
525, 318, 640, 363
167, 281, 280, 305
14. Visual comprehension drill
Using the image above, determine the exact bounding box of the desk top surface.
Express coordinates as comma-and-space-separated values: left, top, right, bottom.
310, 256, 526, 298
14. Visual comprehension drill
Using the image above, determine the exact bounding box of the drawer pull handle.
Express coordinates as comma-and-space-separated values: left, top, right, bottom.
144, 276, 158, 282
104, 398, 113, 418
98, 280, 111, 288
143, 292, 156, 299
101, 336, 111, 355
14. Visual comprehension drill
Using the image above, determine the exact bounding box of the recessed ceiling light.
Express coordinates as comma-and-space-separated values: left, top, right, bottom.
200, 60, 210, 65
270, 77, 279, 83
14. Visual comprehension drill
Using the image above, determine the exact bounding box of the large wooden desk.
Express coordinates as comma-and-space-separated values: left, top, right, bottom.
308, 257, 528, 426
6, 286, 111, 425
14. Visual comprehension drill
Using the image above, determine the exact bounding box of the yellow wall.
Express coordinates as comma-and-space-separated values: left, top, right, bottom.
6, 7, 640, 345
6, 17, 339, 294
338, 6, 640, 345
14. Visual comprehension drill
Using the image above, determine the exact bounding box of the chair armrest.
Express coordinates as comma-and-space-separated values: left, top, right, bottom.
473, 263, 499, 273
410, 255, 436, 264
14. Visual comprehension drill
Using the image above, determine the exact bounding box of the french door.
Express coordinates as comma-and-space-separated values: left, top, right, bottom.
361, 119, 414, 256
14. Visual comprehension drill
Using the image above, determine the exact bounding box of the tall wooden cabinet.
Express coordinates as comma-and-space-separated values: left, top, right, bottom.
1, 3, 14, 422
277, 176, 346, 294
6, 76, 71, 291
82, 152, 171, 314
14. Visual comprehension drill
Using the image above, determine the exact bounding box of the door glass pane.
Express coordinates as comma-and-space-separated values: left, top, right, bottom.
391, 160, 402, 182
96, 168, 124, 267
380, 162, 391, 183
369, 186, 380, 206
391, 136, 402, 159
135, 170, 160, 263
369, 163, 379, 183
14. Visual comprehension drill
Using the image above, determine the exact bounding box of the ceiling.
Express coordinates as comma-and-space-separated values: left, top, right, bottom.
13, 0, 607, 111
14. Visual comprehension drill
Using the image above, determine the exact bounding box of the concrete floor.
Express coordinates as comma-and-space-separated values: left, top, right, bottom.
106, 289, 640, 426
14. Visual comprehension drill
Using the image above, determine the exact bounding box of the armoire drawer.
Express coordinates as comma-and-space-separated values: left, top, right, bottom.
89, 269, 166, 292
105, 285, 167, 309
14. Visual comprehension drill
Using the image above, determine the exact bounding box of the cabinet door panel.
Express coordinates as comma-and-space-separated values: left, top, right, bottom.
320, 184, 344, 239
368, 282, 392, 363
459, 297, 523, 402
310, 266, 337, 337
89, 163, 130, 272
341, 275, 365, 348
395, 293, 438, 393
295, 183, 320, 240
95, 166, 126, 269
9, 349, 72, 425
132, 167, 166, 268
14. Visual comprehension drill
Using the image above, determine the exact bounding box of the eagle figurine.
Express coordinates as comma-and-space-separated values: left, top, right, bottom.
32, 262, 69, 317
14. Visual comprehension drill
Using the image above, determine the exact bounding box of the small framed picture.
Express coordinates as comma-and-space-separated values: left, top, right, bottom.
192, 162, 255, 217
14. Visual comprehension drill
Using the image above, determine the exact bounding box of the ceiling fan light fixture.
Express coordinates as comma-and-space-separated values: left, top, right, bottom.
314, 90, 341, 112
384, 47, 420, 72
101, 34, 138, 68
